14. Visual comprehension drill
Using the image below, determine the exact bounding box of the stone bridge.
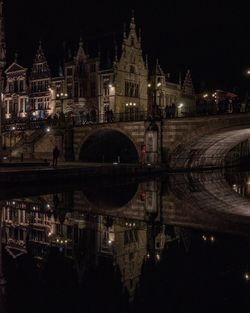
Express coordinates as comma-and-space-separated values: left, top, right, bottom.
4, 113, 250, 169
162, 113, 250, 169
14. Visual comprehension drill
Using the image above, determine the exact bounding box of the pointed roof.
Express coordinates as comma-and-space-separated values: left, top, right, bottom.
153, 59, 165, 76
5, 240, 27, 259
34, 41, 47, 63
182, 69, 195, 96
5, 62, 26, 74
122, 11, 141, 50
76, 37, 87, 62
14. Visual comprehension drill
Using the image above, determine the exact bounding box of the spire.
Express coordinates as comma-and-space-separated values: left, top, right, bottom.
123, 23, 127, 39
139, 28, 142, 43
179, 71, 182, 86
58, 63, 63, 77
34, 40, 46, 63
114, 42, 118, 62
14, 51, 18, 63
67, 47, 72, 61
182, 69, 195, 96
130, 9, 136, 30
0, 0, 6, 68
79, 37, 83, 48
145, 54, 148, 70
154, 59, 165, 76
76, 37, 87, 62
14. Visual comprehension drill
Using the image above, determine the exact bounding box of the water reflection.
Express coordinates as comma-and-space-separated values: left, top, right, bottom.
1, 169, 250, 312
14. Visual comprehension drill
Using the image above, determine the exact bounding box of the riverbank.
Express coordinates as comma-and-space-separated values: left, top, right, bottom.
0, 162, 165, 186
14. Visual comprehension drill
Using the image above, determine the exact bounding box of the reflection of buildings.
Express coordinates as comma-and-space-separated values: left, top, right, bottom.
0, 182, 181, 303
226, 169, 250, 198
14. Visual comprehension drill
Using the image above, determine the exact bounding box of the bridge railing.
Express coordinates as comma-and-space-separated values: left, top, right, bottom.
72, 111, 148, 126
2, 108, 250, 132
1, 111, 149, 132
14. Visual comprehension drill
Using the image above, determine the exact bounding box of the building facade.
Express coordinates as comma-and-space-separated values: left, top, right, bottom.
99, 15, 148, 121
1, 13, 196, 122
4, 61, 29, 119
29, 42, 52, 119
148, 61, 196, 117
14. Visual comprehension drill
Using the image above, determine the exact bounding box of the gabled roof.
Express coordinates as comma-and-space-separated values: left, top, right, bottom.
5, 241, 27, 259
182, 69, 195, 96
153, 60, 165, 76
5, 62, 26, 74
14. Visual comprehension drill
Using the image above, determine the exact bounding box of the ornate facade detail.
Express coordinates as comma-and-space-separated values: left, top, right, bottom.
29, 42, 52, 119
1, 11, 196, 121
4, 62, 29, 118
99, 14, 148, 119
64, 38, 99, 118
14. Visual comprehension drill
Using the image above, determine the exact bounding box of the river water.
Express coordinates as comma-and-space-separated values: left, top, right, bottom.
1, 167, 250, 313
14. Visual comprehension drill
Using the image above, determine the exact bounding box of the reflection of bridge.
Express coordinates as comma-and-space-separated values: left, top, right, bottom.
1, 169, 250, 303
3, 113, 250, 169
1, 169, 250, 236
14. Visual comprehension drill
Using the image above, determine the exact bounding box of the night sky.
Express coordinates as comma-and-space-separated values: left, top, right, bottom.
5, 0, 250, 94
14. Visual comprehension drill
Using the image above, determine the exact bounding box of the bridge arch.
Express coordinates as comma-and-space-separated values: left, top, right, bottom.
78, 128, 140, 163
170, 127, 250, 170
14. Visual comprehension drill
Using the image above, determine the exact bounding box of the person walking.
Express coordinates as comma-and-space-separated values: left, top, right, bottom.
52, 146, 60, 168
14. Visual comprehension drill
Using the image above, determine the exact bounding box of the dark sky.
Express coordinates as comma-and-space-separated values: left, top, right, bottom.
5, 0, 250, 93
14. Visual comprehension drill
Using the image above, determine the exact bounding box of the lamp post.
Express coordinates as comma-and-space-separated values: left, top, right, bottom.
245, 70, 250, 112
56, 92, 68, 114
148, 81, 162, 119
9, 126, 15, 162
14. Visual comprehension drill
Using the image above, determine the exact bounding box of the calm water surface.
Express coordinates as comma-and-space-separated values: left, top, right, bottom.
1, 168, 250, 313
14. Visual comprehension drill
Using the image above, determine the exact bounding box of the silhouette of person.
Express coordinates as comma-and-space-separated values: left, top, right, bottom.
52, 146, 60, 168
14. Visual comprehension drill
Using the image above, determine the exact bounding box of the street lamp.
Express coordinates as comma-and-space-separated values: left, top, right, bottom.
9, 126, 15, 162
149, 80, 162, 119
56, 92, 68, 113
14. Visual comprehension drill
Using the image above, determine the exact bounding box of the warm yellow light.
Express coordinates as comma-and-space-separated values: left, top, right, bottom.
109, 84, 113, 88
125, 103, 129, 107
129, 102, 132, 106
202, 235, 207, 241
157, 82, 162, 87
247, 70, 250, 75
203, 94, 208, 98
133, 103, 136, 106
210, 236, 215, 242
148, 83, 151, 88
178, 103, 183, 109
244, 273, 250, 281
